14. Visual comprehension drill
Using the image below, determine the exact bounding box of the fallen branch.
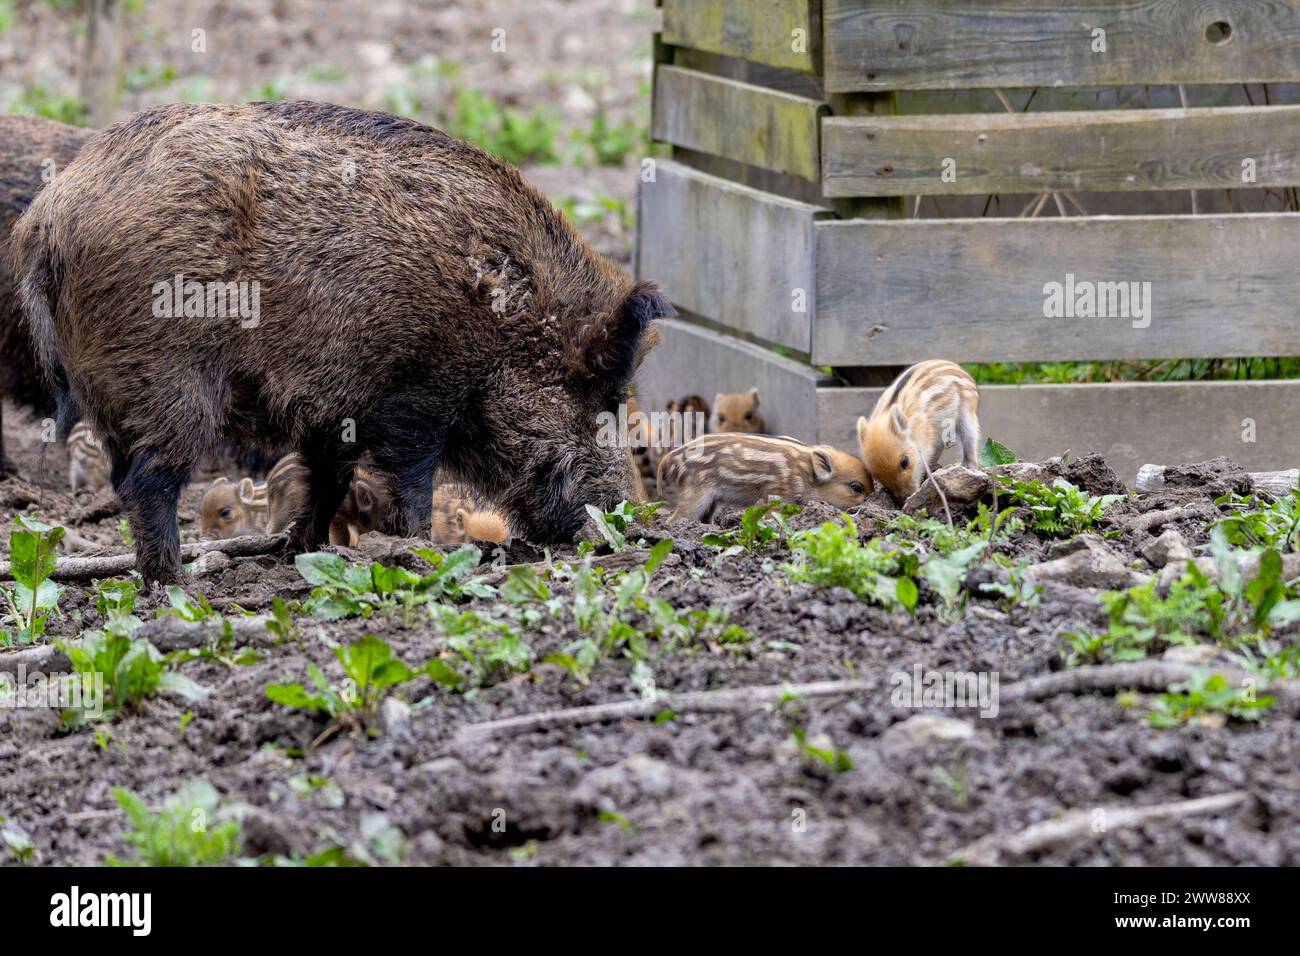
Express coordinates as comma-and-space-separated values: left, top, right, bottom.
1001, 661, 1300, 715
453, 678, 874, 745
0, 533, 287, 582
1136, 464, 1297, 497
950, 791, 1250, 866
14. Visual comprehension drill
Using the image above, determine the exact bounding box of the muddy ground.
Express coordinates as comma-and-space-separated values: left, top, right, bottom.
1, 402, 1296, 866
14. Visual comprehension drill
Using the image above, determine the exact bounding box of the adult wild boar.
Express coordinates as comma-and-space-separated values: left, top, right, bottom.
0, 115, 94, 475
13, 101, 671, 584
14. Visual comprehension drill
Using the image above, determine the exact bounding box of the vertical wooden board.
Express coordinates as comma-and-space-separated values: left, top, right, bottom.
652, 65, 826, 181
823, 0, 1300, 92
822, 105, 1300, 196
636, 318, 829, 444
813, 214, 1300, 366
638, 159, 830, 352
662, 0, 818, 74
817, 381, 1300, 486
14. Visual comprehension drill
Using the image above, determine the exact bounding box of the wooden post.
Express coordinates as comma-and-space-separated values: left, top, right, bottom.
80, 0, 122, 128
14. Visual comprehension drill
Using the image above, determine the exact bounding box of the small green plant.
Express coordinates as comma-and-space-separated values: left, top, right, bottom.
61, 630, 206, 717
1, 814, 35, 865
265, 634, 420, 743
7, 84, 89, 125
978, 560, 1043, 613
1148, 671, 1274, 727
1062, 528, 1300, 666
107, 781, 241, 866
585, 500, 661, 552
920, 541, 988, 619
95, 579, 142, 633
265, 596, 298, 642
572, 108, 641, 166
701, 501, 801, 555
997, 476, 1124, 536
426, 605, 534, 690
1, 516, 65, 646
784, 515, 916, 609
979, 437, 1017, 466
295, 546, 489, 621
884, 502, 1020, 557
1213, 487, 1300, 552
440, 88, 560, 165
792, 727, 854, 772
157, 586, 221, 623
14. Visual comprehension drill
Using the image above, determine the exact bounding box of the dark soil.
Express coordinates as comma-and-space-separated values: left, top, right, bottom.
2, 402, 1297, 866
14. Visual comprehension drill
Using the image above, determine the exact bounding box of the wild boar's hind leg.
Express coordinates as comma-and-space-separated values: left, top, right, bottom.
111, 448, 191, 586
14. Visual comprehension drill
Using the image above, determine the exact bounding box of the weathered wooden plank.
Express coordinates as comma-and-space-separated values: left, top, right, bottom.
813, 214, 1300, 366
652, 65, 827, 181
817, 381, 1300, 486
824, 0, 1300, 92
636, 318, 829, 444
638, 159, 831, 352
823, 105, 1300, 196
662, 0, 818, 74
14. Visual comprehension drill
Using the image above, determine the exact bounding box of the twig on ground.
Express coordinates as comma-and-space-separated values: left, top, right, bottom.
950, 791, 1250, 866
453, 678, 874, 745
0, 533, 287, 582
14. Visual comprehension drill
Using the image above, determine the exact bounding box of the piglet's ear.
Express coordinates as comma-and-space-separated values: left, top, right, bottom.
890, 406, 908, 438
811, 449, 834, 484
569, 282, 675, 384
747, 387, 760, 409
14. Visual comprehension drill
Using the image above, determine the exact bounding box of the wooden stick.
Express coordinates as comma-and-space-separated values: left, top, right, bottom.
1135, 464, 1298, 496
0, 533, 287, 582
1001, 661, 1300, 714
951, 791, 1249, 866
452, 678, 875, 745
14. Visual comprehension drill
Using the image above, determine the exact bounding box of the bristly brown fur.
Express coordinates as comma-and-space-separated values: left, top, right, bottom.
11, 101, 673, 583
0, 116, 94, 474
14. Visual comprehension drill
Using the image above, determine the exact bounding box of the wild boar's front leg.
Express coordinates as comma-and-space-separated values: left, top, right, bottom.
0, 404, 14, 477
362, 400, 446, 539
112, 447, 191, 586
284, 436, 359, 555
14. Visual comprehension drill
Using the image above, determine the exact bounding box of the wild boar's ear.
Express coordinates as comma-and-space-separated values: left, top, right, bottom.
635, 320, 662, 370
570, 282, 675, 384
811, 449, 834, 484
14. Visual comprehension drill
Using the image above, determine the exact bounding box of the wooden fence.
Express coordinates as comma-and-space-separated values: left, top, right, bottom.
635, 0, 1300, 484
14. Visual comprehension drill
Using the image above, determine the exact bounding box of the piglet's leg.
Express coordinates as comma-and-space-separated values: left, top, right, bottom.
957, 407, 982, 468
